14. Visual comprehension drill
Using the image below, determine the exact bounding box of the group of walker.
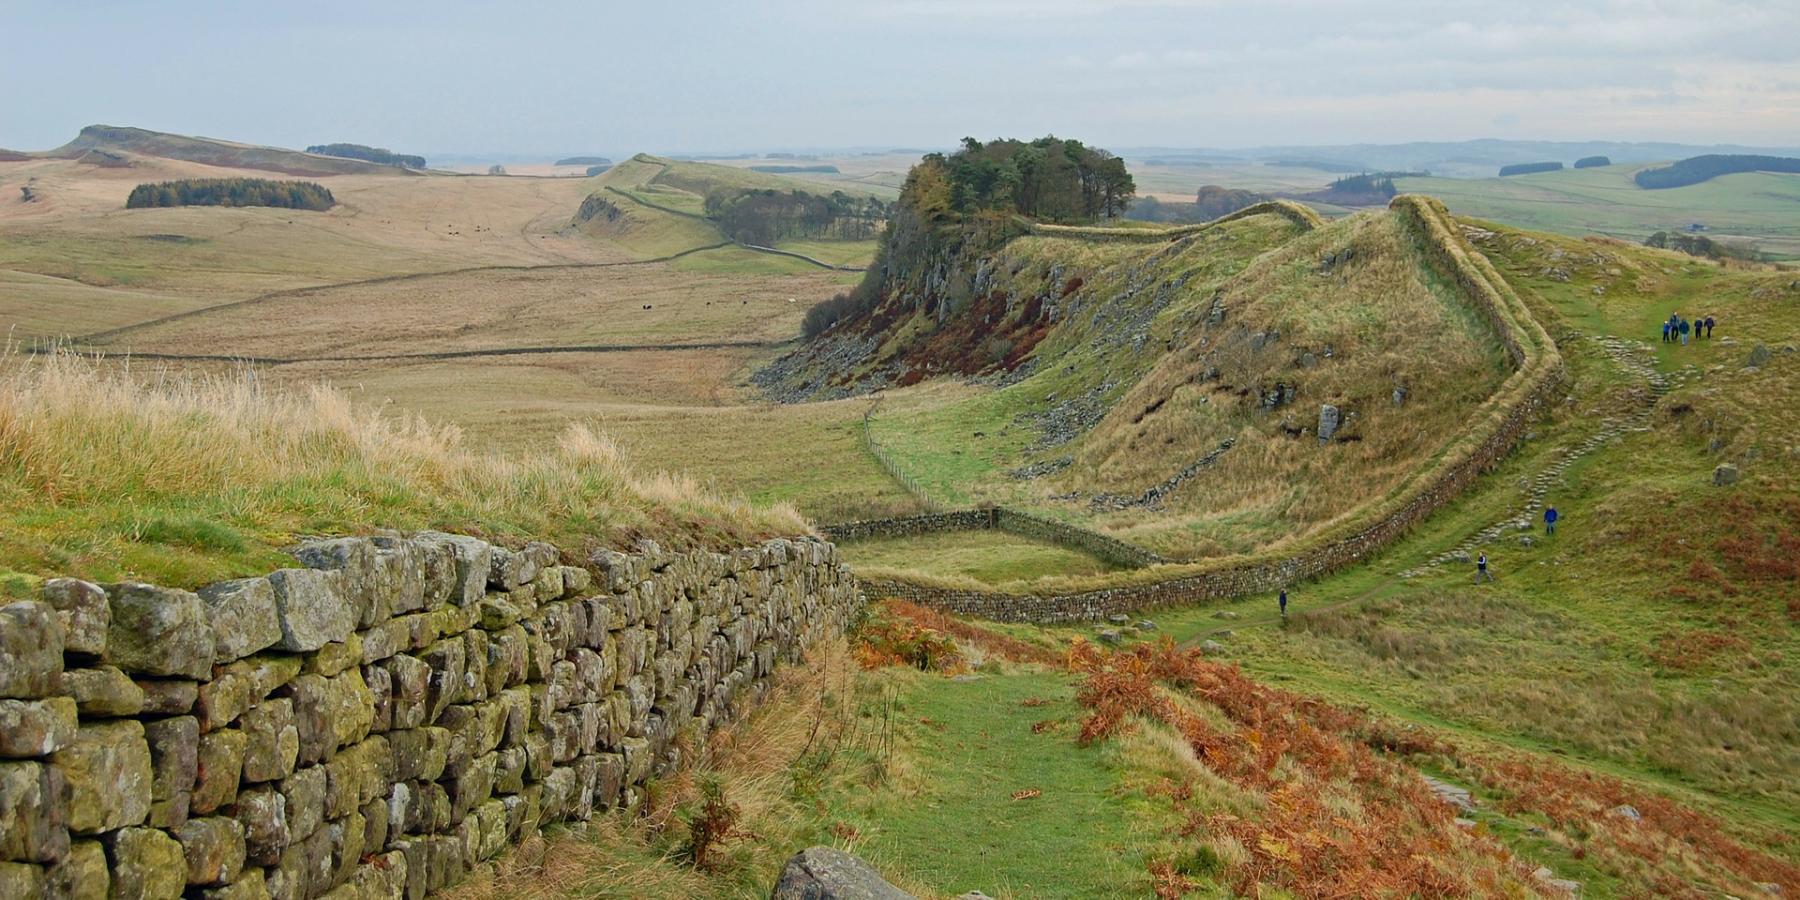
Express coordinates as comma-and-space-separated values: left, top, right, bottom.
1663, 313, 1715, 345
1275, 503, 1561, 618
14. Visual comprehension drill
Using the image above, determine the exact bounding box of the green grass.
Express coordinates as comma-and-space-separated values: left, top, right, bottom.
838, 528, 1125, 585
831, 668, 1170, 898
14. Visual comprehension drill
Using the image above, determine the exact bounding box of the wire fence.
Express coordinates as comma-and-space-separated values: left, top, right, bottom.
861, 398, 940, 513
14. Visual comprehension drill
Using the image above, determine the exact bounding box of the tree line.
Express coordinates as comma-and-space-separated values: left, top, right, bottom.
1635, 154, 1800, 189
306, 143, 426, 169
1499, 161, 1563, 177
704, 188, 891, 246
125, 179, 335, 211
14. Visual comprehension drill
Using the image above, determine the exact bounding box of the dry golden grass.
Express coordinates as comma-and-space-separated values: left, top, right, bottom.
0, 349, 803, 588
1070, 209, 1513, 558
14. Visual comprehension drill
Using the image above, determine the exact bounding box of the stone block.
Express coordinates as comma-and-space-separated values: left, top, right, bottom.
234, 784, 288, 866
0, 861, 45, 897
274, 823, 331, 900
192, 728, 247, 815
135, 678, 199, 716
0, 697, 77, 758
103, 826, 185, 900
0, 760, 68, 863
421, 639, 466, 722
292, 537, 381, 628
197, 577, 282, 664
325, 809, 366, 889
372, 535, 429, 616
62, 665, 145, 717
194, 866, 264, 899
300, 637, 363, 676
46, 838, 106, 899
286, 670, 374, 767
144, 716, 198, 828
42, 578, 108, 658
175, 816, 246, 887
103, 583, 213, 680
50, 719, 151, 834
413, 533, 491, 608
267, 568, 355, 653
279, 765, 327, 843
386, 727, 448, 784
0, 601, 62, 699
240, 699, 299, 783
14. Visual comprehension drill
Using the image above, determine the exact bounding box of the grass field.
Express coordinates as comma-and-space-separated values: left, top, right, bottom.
1397, 165, 1800, 259
837, 529, 1125, 585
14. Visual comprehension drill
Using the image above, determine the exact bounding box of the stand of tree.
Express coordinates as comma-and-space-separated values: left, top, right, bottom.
306, 143, 426, 169
1573, 156, 1611, 169
1498, 161, 1564, 177
928, 136, 1135, 222
125, 178, 335, 211
1634, 154, 1800, 189
585, 165, 610, 177
704, 188, 890, 246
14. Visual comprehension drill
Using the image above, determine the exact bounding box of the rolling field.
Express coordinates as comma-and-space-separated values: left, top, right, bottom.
1397, 165, 1800, 259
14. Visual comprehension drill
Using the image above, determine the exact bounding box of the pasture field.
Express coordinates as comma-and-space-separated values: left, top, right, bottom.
1397, 165, 1800, 259
836, 528, 1124, 585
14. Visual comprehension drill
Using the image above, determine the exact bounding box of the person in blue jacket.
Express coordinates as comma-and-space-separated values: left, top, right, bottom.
1662, 320, 1671, 342
1544, 505, 1558, 535
1279, 588, 1288, 620
1679, 317, 1691, 345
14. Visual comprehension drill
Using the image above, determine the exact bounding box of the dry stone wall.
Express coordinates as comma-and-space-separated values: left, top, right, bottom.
858, 195, 1566, 623
818, 507, 1164, 569
0, 532, 859, 899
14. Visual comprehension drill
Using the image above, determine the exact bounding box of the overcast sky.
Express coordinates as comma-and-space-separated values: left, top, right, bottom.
3, 0, 1796, 156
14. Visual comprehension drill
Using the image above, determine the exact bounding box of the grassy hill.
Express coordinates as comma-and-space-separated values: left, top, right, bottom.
47, 124, 409, 177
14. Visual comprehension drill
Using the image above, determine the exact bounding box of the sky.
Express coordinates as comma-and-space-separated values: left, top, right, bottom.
3, 0, 1797, 156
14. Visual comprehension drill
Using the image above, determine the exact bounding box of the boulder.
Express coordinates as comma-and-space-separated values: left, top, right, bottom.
42, 579, 108, 657
0, 698, 78, 758
1747, 343, 1771, 368
1317, 403, 1341, 444
196, 578, 282, 664
50, 719, 152, 834
1713, 463, 1740, 486
1200, 640, 1226, 656
104, 583, 213, 680
771, 846, 915, 900
0, 601, 63, 699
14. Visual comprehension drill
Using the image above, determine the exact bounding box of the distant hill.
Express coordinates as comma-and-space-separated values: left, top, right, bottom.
306, 143, 426, 169
1634, 154, 1800, 189
45, 125, 406, 177
1120, 139, 1800, 178
556, 156, 612, 166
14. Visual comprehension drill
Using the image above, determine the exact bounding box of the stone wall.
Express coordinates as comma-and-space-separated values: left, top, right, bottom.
1023, 200, 1324, 243
818, 507, 1165, 569
858, 195, 1566, 622
0, 532, 860, 899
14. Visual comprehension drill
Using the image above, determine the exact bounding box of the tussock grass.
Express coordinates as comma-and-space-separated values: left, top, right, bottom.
0, 350, 803, 588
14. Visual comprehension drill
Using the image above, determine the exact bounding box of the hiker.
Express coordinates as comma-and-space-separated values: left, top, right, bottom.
1475, 553, 1493, 583
1679, 317, 1691, 345
1661, 320, 1671, 343
1705, 315, 1715, 338
1279, 588, 1288, 620
1544, 505, 1558, 535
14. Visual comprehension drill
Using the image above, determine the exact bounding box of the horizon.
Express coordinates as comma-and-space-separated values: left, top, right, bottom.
5, 0, 1796, 156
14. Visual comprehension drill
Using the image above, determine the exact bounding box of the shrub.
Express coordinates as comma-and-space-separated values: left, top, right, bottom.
125, 178, 335, 211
